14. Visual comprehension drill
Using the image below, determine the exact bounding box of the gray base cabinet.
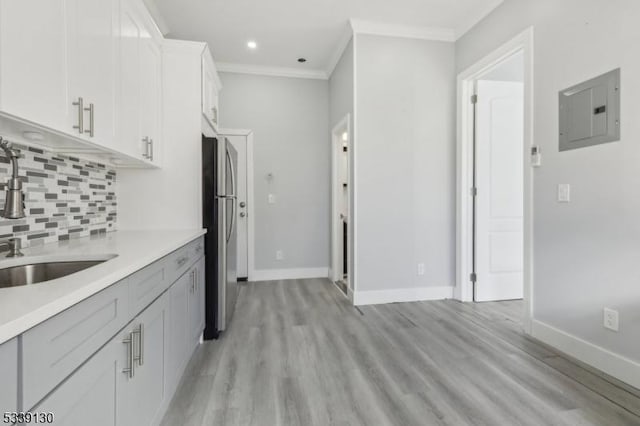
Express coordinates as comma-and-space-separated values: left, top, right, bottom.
120, 292, 169, 426
0, 338, 17, 415
6, 236, 205, 426
35, 331, 126, 426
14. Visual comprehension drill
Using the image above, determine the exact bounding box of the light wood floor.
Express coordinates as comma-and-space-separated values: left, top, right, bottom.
161, 279, 640, 426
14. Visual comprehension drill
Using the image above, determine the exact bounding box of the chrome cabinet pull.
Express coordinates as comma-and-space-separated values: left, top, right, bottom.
84, 103, 94, 137
142, 136, 150, 159
122, 331, 135, 378
149, 138, 154, 161
212, 107, 217, 124
72, 97, 84, 134
134, 323, 144, 367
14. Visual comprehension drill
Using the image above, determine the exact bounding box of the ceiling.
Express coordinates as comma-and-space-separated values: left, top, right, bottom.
151, 0, 503, 77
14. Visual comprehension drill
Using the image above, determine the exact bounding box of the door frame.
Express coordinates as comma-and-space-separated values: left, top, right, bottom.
218, 128, 255, 281
331, 114, 352, 297
455, 27, 534, 333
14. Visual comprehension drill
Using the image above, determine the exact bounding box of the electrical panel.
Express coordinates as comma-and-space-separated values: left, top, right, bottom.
559, 68, 620, 151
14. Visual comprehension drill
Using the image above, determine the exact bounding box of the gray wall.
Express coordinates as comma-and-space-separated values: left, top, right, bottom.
329, 38, 355, 285
219, 72, 330, 271
457, 0, 640, 368
355, 34, 456, 293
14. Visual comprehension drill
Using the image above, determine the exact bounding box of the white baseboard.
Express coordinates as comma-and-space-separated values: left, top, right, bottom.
353, 286, 453, 306
252, 267, 329, 282
532, 319, 640, 389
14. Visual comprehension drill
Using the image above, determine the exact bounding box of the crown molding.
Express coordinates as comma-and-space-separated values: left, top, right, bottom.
217, 62, 328, 80
326, 26, 354, 78
349, 18, 456, 42
454, 0, 504, 39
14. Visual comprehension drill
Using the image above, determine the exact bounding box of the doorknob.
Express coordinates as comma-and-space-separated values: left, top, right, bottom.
239, 202, 246, 208
239, 212, 246, 218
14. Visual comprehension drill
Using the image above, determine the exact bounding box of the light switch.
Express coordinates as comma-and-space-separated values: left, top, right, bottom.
557, 184, 571, 202
268, 194, 276, 204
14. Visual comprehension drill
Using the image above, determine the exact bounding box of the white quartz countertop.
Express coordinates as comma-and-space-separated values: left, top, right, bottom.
0, 229, 207, 344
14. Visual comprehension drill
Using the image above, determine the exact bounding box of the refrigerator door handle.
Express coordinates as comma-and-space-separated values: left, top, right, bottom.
227, 197, 236, 243
226, 148, 236, 198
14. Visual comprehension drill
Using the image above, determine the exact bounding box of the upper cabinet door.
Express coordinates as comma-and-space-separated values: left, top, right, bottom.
201, 50, 220, 132
117, 0, 143, 158
139, 35, 162, 165
66, 0, 118, 145
0, 0, 71, 132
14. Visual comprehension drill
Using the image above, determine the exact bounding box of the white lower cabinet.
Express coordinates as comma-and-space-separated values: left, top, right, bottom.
34, 332, 125, 426
120, 292, 169, 426
25, 238, 205, 426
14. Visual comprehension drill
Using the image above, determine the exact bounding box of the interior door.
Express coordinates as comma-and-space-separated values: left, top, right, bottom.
227, 135, 249, 279
474, 80, 524, 302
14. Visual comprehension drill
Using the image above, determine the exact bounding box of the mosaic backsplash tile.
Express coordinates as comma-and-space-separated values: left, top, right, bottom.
0, 144, 117, 249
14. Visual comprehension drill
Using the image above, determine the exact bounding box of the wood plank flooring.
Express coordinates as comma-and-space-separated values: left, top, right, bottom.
161, 279, 640, 426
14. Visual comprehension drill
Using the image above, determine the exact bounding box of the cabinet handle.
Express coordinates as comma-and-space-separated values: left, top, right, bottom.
212, 107, 218, 124
122, 331, 135, 378
133, 323, 144, 367
142, 136, 150, 159
84, 103, 94, 137
177, 256, 189, 268
149, 138, 154, 161
72, 97, 84, 134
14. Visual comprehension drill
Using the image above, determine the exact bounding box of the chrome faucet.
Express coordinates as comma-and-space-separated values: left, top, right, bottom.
0, 238, 23, 258
0, 137, 25, 219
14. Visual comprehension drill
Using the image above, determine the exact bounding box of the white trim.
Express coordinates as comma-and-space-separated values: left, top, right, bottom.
216, 62, 328, 80
350, 19, 456, 42
252, 268, 329, 282
331, 115, 352, 294
532, 320, 640, 390
352, 35, 358, 296
326, 27, 354, 78
217, 128, 252, 136
455, 27, 534, 334
354, 286, 454, 306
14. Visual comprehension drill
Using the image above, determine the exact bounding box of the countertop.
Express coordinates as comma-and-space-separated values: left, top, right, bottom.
0, 229, 207, 344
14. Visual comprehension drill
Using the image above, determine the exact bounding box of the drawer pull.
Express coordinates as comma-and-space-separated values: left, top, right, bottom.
177, 256, 189, 268
133, 323, 144, 367
122, 331, 135, 378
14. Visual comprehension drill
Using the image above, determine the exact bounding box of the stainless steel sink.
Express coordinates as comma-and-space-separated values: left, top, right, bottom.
0, 259, 111, 289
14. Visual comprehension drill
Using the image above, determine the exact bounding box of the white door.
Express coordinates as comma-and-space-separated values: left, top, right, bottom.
227, 135, 249, 279
474, 80, 524, 302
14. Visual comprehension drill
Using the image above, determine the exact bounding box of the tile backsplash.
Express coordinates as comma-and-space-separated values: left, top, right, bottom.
0, 144, 117, 249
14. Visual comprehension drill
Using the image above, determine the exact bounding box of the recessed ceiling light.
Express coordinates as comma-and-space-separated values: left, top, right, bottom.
247, 40, 257, 50
297, 58, 307, 63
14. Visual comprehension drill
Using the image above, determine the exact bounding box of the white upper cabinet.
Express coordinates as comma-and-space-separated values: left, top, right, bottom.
65, 0, 118, 144
0, 0, 71, 132
202, 48, 221, 133
117, 0, 162, 165
139, 30, 162, 165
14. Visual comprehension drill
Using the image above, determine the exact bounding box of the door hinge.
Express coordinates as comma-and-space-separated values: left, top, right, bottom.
470, 272, 477, 282
470, 94, 478, 104
470, 187, 478, 197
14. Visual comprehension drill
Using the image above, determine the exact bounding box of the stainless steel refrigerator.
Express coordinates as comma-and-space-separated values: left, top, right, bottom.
202, 135, 239, 339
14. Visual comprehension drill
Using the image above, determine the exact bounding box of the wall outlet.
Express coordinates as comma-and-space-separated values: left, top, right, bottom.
603, 307, 619, 332
276, 250, 284, 261
557, 184, 571, 202
268, 194, 276, 204
417, 263, 425, 276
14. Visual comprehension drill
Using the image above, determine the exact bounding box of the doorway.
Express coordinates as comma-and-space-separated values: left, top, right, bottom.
456, 28, 534, 330
220, 129, 254, 282
331, 115, 351, 297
